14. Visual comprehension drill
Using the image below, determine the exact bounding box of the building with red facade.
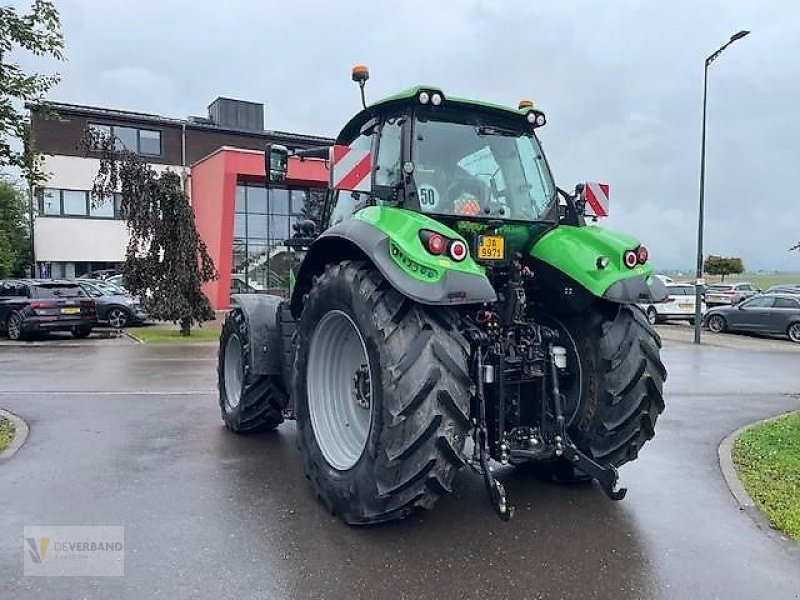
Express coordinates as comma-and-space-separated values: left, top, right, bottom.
191, 147, 328, 309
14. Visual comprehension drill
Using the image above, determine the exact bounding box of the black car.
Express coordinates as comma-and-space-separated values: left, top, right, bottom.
0, 280, 97, 340
704, 293, 800, 344
78, 280, 147, 327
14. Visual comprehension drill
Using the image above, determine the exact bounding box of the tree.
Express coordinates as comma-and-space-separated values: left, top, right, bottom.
86, 130, 218, 335
704, 255, 745, 282
0, 176, 31, 277
0, 0, 64, 187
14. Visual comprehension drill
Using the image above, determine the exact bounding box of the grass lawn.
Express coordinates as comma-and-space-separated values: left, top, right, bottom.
129, 326, 220, 344
733, 412, 800, 541
0, 417, 15, 454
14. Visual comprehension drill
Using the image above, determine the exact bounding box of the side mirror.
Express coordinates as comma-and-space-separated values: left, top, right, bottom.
580, 182, 610, 218
265, 144, 289, 184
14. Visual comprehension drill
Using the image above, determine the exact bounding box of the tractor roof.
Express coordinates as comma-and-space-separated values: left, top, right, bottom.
336, 85, 545, 144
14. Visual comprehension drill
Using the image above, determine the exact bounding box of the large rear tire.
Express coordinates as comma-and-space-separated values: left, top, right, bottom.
562, 303, 667, 468
294, 261, 471, 524
217, 308, 286, 433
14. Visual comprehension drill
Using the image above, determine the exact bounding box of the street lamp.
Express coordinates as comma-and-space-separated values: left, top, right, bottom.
693, 30, 750, 344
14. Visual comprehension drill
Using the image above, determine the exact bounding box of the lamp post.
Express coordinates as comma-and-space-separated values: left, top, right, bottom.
693, 30, 750, 344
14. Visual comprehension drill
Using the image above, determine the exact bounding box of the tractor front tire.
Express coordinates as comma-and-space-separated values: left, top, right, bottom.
217, 308, 286, 433
294, 261, 472, 524
564, 303, 667, 468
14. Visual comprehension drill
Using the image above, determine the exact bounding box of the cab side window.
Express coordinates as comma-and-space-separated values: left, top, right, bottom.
374, 116, 404, 189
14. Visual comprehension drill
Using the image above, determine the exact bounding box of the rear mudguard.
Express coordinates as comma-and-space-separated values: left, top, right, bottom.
530, 224, 667, 304
290, 206, 496, 318
229, 294, 287, 380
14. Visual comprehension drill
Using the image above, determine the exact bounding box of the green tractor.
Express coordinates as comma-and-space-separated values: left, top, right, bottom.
217, 66, 667, 524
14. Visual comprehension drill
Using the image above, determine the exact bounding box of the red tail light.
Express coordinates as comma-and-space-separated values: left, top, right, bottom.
419, 229, 468, 262
623, 250, 638, 269
637, 245, 649, 264
426, 232, 447, 255
30, 301, 55, 309
449, 240, 467, 262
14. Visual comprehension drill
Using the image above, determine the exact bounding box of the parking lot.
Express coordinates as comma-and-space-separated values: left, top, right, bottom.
1, 327, 799, 599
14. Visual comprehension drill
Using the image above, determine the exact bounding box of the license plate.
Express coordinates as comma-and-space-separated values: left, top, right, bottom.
61, 307, 80, 315
477, 235, 504, 260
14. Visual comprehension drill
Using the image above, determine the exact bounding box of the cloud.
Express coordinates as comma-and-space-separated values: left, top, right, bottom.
11, 0, 800, 270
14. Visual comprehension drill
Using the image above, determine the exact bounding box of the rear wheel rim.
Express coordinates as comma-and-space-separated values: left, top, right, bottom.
307, 310, 373, 471
7, 316, 20, 340
647, 308, 657, 325
223, 334, 244, 411
109, 309, 128, 328
789, 324, 800, 343
708, 316, 724, 332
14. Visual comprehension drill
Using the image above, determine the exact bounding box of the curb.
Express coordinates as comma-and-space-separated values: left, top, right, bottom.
0, 409, 29, 460
123, 330, 144, 344
718, 411, 799, 548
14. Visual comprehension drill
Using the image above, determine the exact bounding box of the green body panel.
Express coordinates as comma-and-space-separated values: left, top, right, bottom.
530, 225, 652, 297
353, 206, 485, 282
451, 220, 551, 256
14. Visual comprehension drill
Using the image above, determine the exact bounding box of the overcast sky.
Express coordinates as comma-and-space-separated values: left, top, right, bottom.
13, 0, 800, 271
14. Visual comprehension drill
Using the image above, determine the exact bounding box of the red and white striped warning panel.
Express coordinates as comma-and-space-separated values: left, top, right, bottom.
583, 182, 610, 218
331, 144, 372, 193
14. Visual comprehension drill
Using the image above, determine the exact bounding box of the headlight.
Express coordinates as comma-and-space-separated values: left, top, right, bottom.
431, 93, 442, 106
418, 91, 430, 104
535, 114, 546, 126
526, 112, 536, 124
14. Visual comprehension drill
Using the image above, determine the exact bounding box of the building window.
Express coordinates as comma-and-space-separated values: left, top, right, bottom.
62, 190, 88, 215
42, 188, 61, 215
231, 182, 311, 296
89, 122, 162, 156
139, 129, 161, 155
90, 194, 115, 218
38, 188, 123, 219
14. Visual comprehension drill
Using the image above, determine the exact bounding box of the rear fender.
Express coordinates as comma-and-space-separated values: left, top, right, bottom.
530, 225, 667, 304
290, 206, 496, 318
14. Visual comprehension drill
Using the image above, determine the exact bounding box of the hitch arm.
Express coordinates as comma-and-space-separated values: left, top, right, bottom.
546, 342, 627, 501
469, 337, 514, 522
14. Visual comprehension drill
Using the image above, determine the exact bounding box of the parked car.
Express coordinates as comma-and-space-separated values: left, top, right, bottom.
704, 293, 800, 343
655, 274, 676, 285
765, 284, 800, 295
78, 280, 147, 328
0, 279, 97, 340
86, 268, 120, 280
104, 274, 125, 290
640, 283, 706, 325
703, 282, 759, 307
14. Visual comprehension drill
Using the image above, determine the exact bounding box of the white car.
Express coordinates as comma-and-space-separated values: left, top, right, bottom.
655, 274, 676, 285
641, 283, 706, 325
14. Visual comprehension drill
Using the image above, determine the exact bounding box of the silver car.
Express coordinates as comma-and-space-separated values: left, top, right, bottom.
704, 293, 800, 343
703, 282, 759, 307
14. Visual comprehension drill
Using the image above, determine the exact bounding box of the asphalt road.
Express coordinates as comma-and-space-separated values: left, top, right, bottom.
1, 335, 799, 599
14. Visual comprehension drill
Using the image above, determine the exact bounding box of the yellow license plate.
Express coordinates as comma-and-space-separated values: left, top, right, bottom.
61, 307, 80, 315
477, 235, 505, 260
